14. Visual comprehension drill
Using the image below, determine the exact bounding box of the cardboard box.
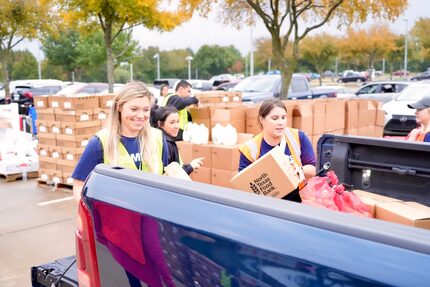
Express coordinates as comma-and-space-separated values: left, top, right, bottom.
324, 100, 345, 132
311, 134, 323, 152
176, 141, 193, 164
54, 109, 94, 122
94, 108, 110, 120
48, 95, 63, 108
211, 107, 245, 133
62, 95, 99, 110
189, 106, 212, 134
33, 95, 48, 109
344, 100, 359, 130
190, 167, 211, 184
36, 108, 55, 121
192, 144, 212, 168
164, 162, 192, 181
36, 120, 49, 134
230, 146, 300, 198
47, 121, 62, 134
344, 128, 358, 136
57, 159, 78, 173
311, 100, 326, 134
211, 168, 237, 188
354, 189, 401, 217
99, 94, 115, 108
60, 120, 100, 136
376, 201, 430, 230
37, 133, 56, 146
50, 170, 63, 184
358, 99, 377, 128
38, 168, 52, 182
37, 144, 50, 158
62, 147, 85, 162
39, 157, 56, 170
62, 171, 74, 185
292, 103, 313, 136
211, 145, 240, 171
49, 145, 63, 160
357, 126, 375, 137
282, 101, 295, 128
56, 134, 91, 148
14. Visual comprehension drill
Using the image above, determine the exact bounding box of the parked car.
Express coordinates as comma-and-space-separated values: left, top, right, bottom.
187, 79, 213, 91
382, 81, 430, 136
411, 71, 430, 81
322, 70, 334, 78
213, 81, 241, 91
312, 85, 355, 99
56, 82, 109, 95
8, 80, 65, 113
392, 70, 409, 77
337, 72, 367, 83
153, 78, 180, 90
354, 81, 410, 104
232, 74, 336, 102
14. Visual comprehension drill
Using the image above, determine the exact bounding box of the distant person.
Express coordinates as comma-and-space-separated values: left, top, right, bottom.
238, 99, 316, 202
153, 105, 203, 174
160, 80, 198, 140
159, 84, 169, 99
407, 96, 430, 142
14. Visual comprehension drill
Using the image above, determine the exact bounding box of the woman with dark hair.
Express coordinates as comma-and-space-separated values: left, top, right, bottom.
153, 105, 203, 174
238, 99, 316, 201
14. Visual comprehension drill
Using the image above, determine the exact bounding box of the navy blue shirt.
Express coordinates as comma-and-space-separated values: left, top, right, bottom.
238, 131, 316, 172
72, 135, 147, 181
424, 133, 430, 142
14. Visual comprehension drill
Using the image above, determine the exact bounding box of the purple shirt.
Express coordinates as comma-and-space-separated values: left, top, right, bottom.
238, 131, 316, 172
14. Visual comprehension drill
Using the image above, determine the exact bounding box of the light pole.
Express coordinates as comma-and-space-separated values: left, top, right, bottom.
153, 53, 160, 79
403, 18, 408, 79
268, 59, 271, 72
185, 56, 193, 80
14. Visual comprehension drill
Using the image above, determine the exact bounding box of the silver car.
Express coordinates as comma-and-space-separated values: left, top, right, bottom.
382, 81, 430, 136
355, 81, 409, 104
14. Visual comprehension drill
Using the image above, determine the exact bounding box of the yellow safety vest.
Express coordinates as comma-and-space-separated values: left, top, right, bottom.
239, 128, 302, 166
160, 94, 188, 130
96, 128, 164, 174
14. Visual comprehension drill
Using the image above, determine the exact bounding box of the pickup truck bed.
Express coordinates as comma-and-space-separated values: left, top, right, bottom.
32, 135, 430, 287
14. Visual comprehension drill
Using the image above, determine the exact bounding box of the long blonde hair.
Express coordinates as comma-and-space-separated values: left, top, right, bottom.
104, 81, 157, 172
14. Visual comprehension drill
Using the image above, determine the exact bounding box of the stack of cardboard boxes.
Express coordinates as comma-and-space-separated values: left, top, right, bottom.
355, 190, 430, 230
34, 94, 113, 185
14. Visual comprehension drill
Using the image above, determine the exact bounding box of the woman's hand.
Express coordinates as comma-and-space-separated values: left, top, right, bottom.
190, 157, 204, 170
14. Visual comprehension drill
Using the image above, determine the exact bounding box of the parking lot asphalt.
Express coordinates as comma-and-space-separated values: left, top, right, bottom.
0, 178, 76, 287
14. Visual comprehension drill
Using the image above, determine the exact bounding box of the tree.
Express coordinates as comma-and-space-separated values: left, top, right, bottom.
411, 17, 430, 71
219, 0, 408, 99
194, 45, 243, 78
342, 24, 396, 72
0, 0, 54, 96
42, 29, 138, 82
300, 33, 338, 85
9, 50, 38, 80
57, 0, 206, 92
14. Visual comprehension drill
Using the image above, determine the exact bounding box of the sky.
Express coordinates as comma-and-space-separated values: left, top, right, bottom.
16, 0, 429, 60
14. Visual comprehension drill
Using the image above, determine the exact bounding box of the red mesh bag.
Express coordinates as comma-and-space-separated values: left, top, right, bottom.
300, 171, 371, 217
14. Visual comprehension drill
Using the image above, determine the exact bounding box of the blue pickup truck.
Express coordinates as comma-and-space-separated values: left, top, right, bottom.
32, 135, 430, 287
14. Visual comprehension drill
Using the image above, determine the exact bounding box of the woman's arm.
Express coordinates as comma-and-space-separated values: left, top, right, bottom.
302, 164, 316, 180
73, 180, 85, 203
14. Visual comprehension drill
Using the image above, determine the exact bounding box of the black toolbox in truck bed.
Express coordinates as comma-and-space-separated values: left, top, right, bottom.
318, 134, 430, 206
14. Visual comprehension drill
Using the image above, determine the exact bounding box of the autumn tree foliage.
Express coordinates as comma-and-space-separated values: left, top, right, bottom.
0, 0, 55, 96
57, 0, 207, 92
218, 0, 408, 99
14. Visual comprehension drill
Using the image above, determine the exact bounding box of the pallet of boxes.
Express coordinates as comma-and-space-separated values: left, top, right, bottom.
34, 93, 113, 190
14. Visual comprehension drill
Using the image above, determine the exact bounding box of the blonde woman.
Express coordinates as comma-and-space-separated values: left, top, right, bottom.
72, 81, 165, 202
